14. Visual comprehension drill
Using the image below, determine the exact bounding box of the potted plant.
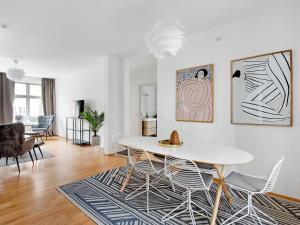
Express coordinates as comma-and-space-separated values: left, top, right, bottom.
80, 107, 105, 146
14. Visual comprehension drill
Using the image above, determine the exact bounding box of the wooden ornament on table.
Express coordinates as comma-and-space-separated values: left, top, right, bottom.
170, 130, 180, 145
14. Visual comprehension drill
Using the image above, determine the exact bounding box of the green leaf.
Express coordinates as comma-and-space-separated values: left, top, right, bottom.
80, 107, 105, 135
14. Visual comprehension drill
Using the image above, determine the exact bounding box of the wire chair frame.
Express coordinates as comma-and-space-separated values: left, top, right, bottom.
165, 155, 212, 190
125, 147, 170, 213
260, 158, 284, 194
112, 148, 132, 180
162, 155, 213, 225
222, 158, 284, 225
127, 147, 162, 174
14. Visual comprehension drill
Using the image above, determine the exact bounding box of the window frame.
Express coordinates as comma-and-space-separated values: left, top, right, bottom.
14, 82, 43, 119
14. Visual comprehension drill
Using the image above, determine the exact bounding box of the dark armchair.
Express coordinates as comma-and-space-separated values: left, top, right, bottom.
32, 115, 54, 139
0, 123, 35, 173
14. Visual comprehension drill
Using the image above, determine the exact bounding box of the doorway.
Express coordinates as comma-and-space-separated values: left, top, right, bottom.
140, 84, 157, 137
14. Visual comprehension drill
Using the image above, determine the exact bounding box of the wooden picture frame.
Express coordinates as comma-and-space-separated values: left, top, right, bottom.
176, 64, 214, 123
231, 49, 293, 126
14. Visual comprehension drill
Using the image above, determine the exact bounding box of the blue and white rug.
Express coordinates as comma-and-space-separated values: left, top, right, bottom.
58, 167, 300, 225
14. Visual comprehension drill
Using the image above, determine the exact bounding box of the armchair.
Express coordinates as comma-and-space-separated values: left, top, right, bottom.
32, 115, 54, 139
0, 123, 35, 173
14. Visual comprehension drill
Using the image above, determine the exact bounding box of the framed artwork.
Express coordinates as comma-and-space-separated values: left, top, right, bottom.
176, 64, 214, 122
231, 49, 293, 126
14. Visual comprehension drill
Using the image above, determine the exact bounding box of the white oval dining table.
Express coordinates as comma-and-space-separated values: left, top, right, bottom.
118, 136, 254, 225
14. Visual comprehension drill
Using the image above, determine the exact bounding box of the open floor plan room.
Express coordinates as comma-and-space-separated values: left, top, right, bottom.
0, 0, 300, 224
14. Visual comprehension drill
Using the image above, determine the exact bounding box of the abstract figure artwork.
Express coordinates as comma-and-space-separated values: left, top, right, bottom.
176, 64, 214, 122
231, 50, 293, 126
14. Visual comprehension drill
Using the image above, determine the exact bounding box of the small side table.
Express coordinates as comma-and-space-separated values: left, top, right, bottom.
25, 131, 44, 142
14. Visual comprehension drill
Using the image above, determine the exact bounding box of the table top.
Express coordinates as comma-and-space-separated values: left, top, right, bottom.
25, 131, 43, 135
118, 136, 254, 166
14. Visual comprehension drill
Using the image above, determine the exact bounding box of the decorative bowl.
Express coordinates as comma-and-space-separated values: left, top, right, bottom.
158, 139, 183, 148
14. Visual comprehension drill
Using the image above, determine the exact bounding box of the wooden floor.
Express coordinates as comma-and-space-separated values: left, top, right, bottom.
0, 137, 126, 225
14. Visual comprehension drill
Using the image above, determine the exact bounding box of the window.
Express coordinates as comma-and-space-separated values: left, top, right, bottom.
13, 83, 43, 123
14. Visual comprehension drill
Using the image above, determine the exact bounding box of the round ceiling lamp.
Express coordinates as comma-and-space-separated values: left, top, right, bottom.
6, 59, 25, 81
146, 21, 186, 59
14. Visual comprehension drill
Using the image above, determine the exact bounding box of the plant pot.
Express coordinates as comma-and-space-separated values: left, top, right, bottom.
91, 135, 100, 146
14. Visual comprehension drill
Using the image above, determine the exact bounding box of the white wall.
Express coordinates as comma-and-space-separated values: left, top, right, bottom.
157, 6, 300, 198
104, 55, 127, 154
129, 65, 157, 136
19, 76, 41, 84
56, 55, 130, 154
56, 60, 106, 147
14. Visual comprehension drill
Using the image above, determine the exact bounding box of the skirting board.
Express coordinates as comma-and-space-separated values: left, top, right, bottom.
267, 192, 300, 203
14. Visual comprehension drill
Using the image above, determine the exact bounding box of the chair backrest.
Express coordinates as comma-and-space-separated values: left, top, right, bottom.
0, 123, 24, 157
261, 158, 284, 193
165, 155, 210, 190
15, 115, 23, 123
127, 147, 160, 173
38, 115, 54, 129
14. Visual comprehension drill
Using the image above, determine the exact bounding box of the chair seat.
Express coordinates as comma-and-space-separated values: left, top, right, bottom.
134, 160, 164, 174
173, 171, 213, 189
196, 162, 215, 170
32, 128, 47, 132
225, 171, 267, 193
34, 141, 45, 148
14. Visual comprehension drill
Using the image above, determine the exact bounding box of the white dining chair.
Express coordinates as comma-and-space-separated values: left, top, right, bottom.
125, 147, 170, 213
113, 148, 132, 178
162, 155, 213, 225
194, 138, 222, 200
221, 158, 284, 225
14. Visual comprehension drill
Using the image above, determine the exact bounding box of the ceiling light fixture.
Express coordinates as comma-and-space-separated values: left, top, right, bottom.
6, 59, 25, 81
146, 21, 186, 59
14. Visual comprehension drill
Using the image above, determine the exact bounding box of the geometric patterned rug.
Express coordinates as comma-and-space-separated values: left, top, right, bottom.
57, 167, 300, 225
0, 149, 55, 167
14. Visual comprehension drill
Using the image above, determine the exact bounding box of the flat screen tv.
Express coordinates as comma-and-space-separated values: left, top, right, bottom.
74, 100, 84, 118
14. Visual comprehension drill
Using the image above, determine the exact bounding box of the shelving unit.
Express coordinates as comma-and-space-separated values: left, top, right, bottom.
66, 117, 90, 145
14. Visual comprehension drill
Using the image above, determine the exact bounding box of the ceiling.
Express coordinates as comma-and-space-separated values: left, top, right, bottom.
0, 0, 296, 77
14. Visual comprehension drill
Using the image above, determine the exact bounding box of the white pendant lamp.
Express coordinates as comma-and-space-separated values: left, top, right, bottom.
146, 21, 186, 59
6, 59, 25, 81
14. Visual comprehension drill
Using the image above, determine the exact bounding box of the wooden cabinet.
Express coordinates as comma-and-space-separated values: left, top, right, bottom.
142, 119, 157, 136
